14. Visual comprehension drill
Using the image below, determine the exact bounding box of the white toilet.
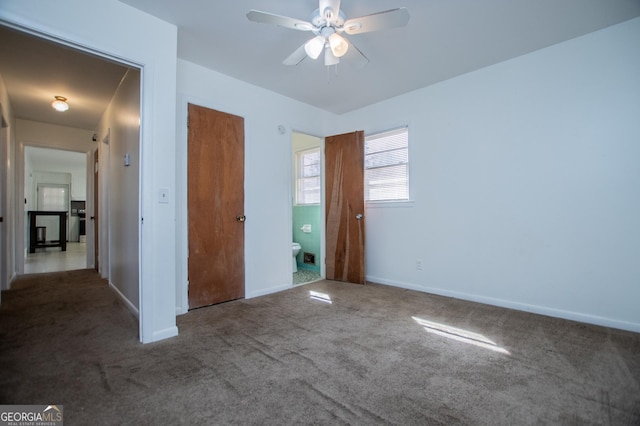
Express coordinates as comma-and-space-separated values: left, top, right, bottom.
292, 242, 301, 272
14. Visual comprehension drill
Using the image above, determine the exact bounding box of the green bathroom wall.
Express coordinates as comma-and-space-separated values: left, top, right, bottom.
292, 205, 321, 272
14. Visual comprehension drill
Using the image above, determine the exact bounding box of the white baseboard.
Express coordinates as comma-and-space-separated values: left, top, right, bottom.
108, 281, 139, 319
175, 283, 292, 312
149, 326, 179, 343
366, 275, 640, 334
7, 272, 17, 290
246, 283, 291, 299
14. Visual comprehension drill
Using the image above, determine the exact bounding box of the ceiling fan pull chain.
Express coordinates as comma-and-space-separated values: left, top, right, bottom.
325, 63, 340, 83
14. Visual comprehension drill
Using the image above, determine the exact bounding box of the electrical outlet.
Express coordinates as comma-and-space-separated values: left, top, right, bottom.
416, 259, 423, 270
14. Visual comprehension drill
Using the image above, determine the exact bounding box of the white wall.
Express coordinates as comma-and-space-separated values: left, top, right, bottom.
0, 0, 178, 343
95, 69, 141, 314
0, 71, 16, 292
330, 18, 640, 332
175, 59, 331, 313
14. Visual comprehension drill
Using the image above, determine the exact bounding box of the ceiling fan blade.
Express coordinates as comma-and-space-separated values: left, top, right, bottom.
343, 8, 410, 35
283, 43, 309, 66
247, 10, 315, 31
344, 39, 369, 69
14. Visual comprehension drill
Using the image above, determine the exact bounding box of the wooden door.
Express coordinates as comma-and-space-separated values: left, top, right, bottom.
325, 131, 366, 284
188, 103, 245, 309
93, 148, 99, 272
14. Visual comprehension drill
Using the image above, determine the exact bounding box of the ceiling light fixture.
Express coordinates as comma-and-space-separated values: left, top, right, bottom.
328, 33, 348, 58
324, 48, 339, 66
51, 96, 69, 112
304, 36, 325, 60
247, 4, 410, 69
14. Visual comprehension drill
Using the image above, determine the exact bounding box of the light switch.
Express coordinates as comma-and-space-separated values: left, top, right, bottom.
158, 187, 169, 204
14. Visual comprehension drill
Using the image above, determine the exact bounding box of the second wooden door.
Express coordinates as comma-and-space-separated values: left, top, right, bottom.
325, 131, 366, 284
187, 103, 245, 309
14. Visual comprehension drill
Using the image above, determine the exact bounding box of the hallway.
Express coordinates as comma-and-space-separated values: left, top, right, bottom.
24, 242, 87, 274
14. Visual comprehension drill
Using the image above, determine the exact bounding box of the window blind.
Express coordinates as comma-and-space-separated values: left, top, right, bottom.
365, 127, 409, 201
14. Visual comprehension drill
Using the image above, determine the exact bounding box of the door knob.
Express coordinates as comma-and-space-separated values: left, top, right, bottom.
236, 215, 246, 222
355, 213, 363, 220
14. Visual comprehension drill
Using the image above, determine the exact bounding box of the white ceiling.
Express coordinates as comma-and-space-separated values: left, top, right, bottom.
0, 26, 127, 175
118, 0, 640, 114
26, 146, 86, 174
0, 25, 129, 130
0, 0, 639, 128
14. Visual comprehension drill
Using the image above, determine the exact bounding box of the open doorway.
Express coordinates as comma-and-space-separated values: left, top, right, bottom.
0, 2, 180, 343
0, 24, 143, 328
291, 131, 324, 285
0, 25, 133, 277
23, 146, 87, 274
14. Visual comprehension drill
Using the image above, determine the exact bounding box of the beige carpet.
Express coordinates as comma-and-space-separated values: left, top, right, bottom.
1, 269, 639, 425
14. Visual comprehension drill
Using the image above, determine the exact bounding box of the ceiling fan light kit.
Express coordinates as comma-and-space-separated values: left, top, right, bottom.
329, 33, 348, 58
305, 36, 325, 59
247, 0, 410, 68
324, 48, 340, 66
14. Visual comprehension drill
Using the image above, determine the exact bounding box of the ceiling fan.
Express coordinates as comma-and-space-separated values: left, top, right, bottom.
246, 0, 410, 68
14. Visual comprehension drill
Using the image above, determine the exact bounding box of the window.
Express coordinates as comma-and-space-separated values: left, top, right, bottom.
365, 127, 409, 201
296, 148, 321, 204
37, 184, 69, 211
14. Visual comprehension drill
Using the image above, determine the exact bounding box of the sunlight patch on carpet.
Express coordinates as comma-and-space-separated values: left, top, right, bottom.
309, 291, 332, 304
412, 316, 510, 355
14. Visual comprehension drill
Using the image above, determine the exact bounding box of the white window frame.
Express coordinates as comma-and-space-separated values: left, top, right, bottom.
364, 126, 410, 203
295, 147, 321, 205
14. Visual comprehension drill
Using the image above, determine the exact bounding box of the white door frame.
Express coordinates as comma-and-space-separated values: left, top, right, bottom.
0, 112, 8, 294
0, 4, 179, 343
2, 22, 147, 342
290, 131, 326, 284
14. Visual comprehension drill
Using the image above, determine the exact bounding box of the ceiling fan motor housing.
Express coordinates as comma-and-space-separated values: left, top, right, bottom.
310, 8, 346, 29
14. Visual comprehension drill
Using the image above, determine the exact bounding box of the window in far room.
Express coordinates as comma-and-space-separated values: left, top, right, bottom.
296, 147, 321, 205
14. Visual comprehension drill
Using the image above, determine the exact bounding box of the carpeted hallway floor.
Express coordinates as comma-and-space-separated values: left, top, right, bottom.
1, 269, 639, 425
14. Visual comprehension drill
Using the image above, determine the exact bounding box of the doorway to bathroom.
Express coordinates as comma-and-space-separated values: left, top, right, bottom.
292, 132, 324, 285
